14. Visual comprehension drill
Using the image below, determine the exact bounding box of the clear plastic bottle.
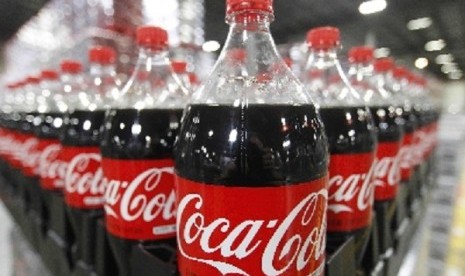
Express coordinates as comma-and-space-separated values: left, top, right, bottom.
372, 58, 417, 185
100, 26, 188, 276
302, 28, 377, 264
389, 67, 424, 172
175, 1, 328, 275
37, 61, 84, 192
347, 46, 404, 201
61, 46, 120, 270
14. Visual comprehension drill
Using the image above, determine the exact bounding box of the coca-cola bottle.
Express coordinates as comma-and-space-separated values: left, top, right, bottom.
412, 76, 440, 186
21, 71, 62, 219
5, 76, 40, 207
406, 73, 437, 187
100, 26, 187, 276
347, 47, 404, 204
36, 62, 81, 193
35, 61, 83, 265
61, 46, 120, 271
302, 28, 377, 264
372, 59, 417, 186
389, 67, 424, 186
175, 1, 329, 275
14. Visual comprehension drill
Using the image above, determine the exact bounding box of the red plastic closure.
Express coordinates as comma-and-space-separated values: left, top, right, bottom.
89, 45, 116, 65
41, 69, 59, 80
171, 60, 187, 74
61, 60, 83, 74
374, 58, 394, 73
136, 26, 168, 50
307, 26, 341, 50
226, 0, 273, 15
348, 46, 374, 64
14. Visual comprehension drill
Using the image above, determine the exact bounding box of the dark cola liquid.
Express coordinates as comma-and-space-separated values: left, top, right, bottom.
175, 104, 328, 184
61, 110, 105, 146
33, 112, 64, 138
370, 105, 404, 142
61, 109, 106, 265
100, 108, 183, 276
401, 105, 417, 135
319, 106, 377, 154
318, 106, 377, 263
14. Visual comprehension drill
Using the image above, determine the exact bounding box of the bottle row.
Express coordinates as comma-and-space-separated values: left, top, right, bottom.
0, 0, 440, 275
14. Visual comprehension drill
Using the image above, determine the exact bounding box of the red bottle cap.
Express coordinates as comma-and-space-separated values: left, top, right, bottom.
307, 26, 340, 50
373, 58, 394, 73
392, 66, 408, 80
89, 46, 116, 65
61, 60, 83, 74
41, 69, 59, 80
171, 61, 188, 73
348, 46, 374, 64
188, 73, 199, 84
226, 0, 273, 15
26, 76, 41, 84
136, 26, 168, 50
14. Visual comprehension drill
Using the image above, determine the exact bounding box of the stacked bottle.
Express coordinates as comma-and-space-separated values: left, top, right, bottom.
302, 27, 377, 266
61, 46, 120, 274
100, 26, 188, 276
175, 1, 328, 275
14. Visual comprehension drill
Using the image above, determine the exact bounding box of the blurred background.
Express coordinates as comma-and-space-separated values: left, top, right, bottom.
0, 0, 464, 275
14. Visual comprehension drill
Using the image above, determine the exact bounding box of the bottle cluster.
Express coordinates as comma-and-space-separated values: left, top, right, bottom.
0, 0, 440, 275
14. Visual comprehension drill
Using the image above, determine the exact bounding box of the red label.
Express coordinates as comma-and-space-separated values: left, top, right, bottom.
10, 132, 28, 169
18, 134, 41, 177
374, 141, 401, 201
176, 176, 327, 276
327, 152, 375, 232
63, 146, 104, 209
38, 139, 68, 190
0, 129, 16, 163
399, 132, 414, 181
4, 130, 21, 166
102, 158, 176, 240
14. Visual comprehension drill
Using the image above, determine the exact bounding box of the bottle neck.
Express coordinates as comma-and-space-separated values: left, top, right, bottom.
220, 12, 279, 74
304, 47, 363, 105
305, 48, 339, 70
90, 64, 117, 76
348, 62, 372, 80
137, 47, 170, 67
61, 73, 83, 84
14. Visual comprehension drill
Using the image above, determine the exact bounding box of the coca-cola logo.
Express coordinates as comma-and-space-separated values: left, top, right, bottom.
373, 153, 400, 188
0, 134, 17, 157
104, 167, 176, 224
177, 189, 327, 276
328, 160, 375, 214
398, 144, 412, 170
39, 143, 68, 188
65, 152, 104, 206
18, 137, 40, 170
